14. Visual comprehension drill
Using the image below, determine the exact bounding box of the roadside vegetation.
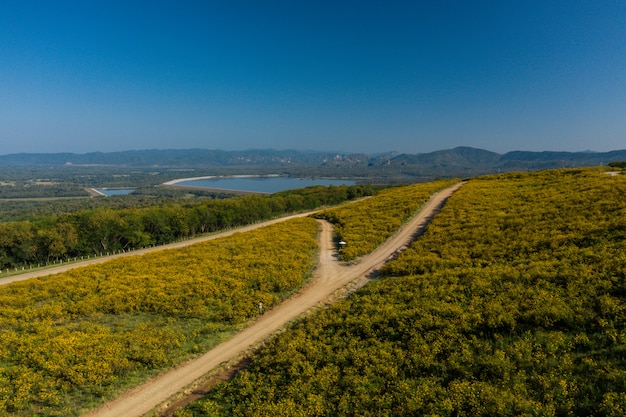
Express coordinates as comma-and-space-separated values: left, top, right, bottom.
313, 179, 458, 260
608, 161, 626, 171
0, 185, 375, 273
0, 217, 319, 417
177, 167, 626, 417
0, 177, 453, 417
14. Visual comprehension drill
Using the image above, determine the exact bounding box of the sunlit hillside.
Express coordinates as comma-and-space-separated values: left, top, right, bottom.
0, 179, 453, 416
0, 218, 320, 416
178, 168, 626, 417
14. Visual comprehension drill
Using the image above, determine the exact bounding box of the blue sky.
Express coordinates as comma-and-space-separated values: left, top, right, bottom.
1, 1, 624, 155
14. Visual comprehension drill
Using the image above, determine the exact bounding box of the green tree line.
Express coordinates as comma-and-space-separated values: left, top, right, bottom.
0, 185, 374, 270
0, 189, 245, 223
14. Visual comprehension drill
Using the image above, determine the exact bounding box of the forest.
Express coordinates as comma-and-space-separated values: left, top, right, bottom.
0, 184, 375, 273
176, 168, 626, 417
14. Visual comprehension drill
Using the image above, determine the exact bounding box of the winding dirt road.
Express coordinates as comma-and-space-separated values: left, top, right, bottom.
1, 182, 463, 416
81, 181, 463, 417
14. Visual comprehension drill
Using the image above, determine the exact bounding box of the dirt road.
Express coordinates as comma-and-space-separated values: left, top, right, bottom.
82, 181, 463, 417
0, 212, 317, 287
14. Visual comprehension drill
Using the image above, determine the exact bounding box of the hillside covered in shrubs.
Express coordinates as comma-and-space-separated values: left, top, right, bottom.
178, 168, 626, 417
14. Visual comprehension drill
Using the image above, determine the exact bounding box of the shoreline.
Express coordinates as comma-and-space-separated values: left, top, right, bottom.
88, 187, 107, 197
161, 174, 357, 195
161, 183, 266, 196
162, 174, 281, 186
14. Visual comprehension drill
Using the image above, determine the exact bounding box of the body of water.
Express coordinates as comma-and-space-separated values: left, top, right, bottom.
173, 176, 356, 194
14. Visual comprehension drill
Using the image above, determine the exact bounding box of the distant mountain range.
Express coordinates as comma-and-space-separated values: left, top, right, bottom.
1, 147, 625, 177
373, 147, 626, 171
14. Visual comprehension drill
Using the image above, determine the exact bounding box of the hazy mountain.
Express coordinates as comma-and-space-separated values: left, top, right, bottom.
389, 147, 501, 167
0, 149, 334, 167
1, 147, 625, 178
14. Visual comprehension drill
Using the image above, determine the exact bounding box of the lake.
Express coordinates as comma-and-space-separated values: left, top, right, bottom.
171, 176, 356, 194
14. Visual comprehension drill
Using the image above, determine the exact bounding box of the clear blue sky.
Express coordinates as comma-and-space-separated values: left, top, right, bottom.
1, 0, 624, 155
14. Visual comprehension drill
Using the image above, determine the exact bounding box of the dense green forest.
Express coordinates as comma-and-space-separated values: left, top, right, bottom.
0, 185, 375, 272
177, 168, 626, 417
0, 191, 237, 223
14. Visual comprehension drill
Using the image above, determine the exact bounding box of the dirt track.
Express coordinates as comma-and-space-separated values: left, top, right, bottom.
0, 212, 317, 287
2, 182, 463, 417
80, 182, 463, 417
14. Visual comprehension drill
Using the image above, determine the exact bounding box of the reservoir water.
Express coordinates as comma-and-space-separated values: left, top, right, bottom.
173, 176, 356, 194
